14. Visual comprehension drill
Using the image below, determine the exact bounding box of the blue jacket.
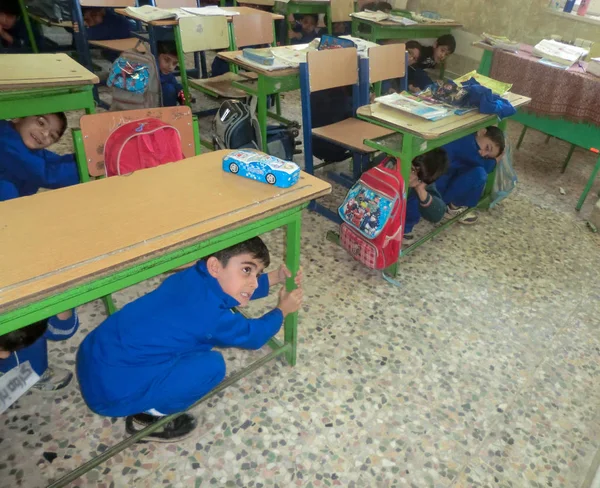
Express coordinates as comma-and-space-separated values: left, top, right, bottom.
461, 78, 516, 120
407, 66, 433, 91
86, 9, 133, 41
0, 312, 79, 375
291, 25, 321, 45
0, 121, 79, 201
160, 72, 182, 107
443, 133, 496, 174
77, 261, 283, 413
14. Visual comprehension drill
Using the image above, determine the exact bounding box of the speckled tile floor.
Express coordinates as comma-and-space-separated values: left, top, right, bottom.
2, 45, 600, 488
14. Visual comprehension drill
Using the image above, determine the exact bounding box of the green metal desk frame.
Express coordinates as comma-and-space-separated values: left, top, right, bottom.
1, 204, 305, 487
326, 113, 508, 277
0, 85, 96, 120
478, 49, 600, 211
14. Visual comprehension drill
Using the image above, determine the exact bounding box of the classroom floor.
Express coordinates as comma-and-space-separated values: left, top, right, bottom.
2, 48, 600, 488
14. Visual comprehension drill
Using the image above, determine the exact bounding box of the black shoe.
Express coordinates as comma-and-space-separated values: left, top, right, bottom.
125, 413, 197, 443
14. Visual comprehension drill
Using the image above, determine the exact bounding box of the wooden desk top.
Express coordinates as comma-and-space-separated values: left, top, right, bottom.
0, 150, 331, 312
357, 92, 531, 140
0, 54, 99, 91
115, 6, 283, 26
218, 50, 300, 77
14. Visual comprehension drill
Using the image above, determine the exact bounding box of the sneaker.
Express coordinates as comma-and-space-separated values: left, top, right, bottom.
125, 413, 198, 443
458, 211, 479, 225
32, 366, 73, 392
403, 233, 415, 243
445, 204, 468, 217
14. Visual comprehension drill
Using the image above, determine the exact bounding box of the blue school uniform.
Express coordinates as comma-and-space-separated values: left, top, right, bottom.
86, 9, 133, 41
407, 66, 433, 91
0, 312, 80, 376
77, 260, 283, 417
0, 121, 79, 201
291, 25, 321, 45
435, 134, 495, 208
160, 72, 182, 107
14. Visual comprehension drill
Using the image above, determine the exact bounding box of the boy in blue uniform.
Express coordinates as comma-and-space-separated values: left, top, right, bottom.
157, 42, 184, 107
290, 14, 321, 45
0, 312, 80, 391
0, 113, 79, 200
407, 34, 456, 92
436, 126, 505, 224
77, 237, 304, 442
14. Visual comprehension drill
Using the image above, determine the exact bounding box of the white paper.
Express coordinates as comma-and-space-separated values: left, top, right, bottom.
0, 361, 39, 414
181, 6, 239, 16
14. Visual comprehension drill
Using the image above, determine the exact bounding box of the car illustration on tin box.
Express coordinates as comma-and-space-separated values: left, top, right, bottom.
222, 150, 300, 188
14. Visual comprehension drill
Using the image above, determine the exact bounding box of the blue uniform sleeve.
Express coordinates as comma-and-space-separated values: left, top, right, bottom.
40, 151, 80, 188
0, 180, 20, 201
444, 136, 496, 174
208, 308, 284, 350
45, 310, 79, 341
251, 273, 271, 300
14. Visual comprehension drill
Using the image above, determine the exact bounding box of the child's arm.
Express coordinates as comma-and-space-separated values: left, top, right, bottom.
250, 265, 303, 301
40, 150, 80, 188
207, 286, 303, 350
416, 183, 446, 224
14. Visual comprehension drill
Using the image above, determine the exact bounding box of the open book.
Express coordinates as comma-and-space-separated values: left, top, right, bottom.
532, 39, 588, 68
453, 70, 512, 96
375, 92, 450, 121
124, 6, 180, 22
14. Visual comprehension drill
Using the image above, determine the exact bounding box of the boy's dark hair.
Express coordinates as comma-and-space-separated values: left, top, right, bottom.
412, 147, 448, 184
0, 0, 21, 16
362, 1, 392, 12
54, 112, 68, 138
301, 14, 318, 24
405, 40, 422, 51
81, 7, 104, 13
436, 34, 456, 54
207, 237, 270, 268
157, 41, 178, 57
484, 126, 505, 156
0, 320, 47, 354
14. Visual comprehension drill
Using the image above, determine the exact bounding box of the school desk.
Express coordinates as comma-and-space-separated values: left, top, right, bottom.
351, 17, 461, 43
475, 42, 600, 211
0, 150, 330, 486
273, 0, 333, 45
0, 54, 98, 120
218, 49, 301, 149
115, 7, 284, 105
324, 91, 531, 276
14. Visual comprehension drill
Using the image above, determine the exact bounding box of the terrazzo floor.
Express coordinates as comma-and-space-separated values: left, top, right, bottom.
2, 45, 600, 488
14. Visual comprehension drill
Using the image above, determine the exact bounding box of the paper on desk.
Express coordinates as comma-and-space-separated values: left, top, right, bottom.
181, 6, 239, 16
236, 54, 291, 70
388, 15, 418, 25
124, 5, 178, 21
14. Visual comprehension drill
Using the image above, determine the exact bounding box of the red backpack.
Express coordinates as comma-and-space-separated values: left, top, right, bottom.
104, 118, 185, 177
338, 157, 406, 270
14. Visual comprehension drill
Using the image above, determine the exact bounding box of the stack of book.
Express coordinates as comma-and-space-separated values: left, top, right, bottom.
587, 57, 600, 77
532, 39, 588, 68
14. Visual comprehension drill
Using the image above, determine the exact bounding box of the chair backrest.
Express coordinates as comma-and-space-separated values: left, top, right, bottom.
367, 43, 406, 84
78, 106, 196, 177
79, 0, 136, 7
154, 0, 198, 8
179, 16, 229, 53
331, 0, 354, 23
306, 48, 358, 93
232, 13, 274, 49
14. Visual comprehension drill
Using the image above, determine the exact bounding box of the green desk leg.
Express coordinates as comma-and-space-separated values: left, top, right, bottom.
283, 216, 301, 366
326, 5, 332, 36
576, 152, 600, 211
18, 0, 38, 53
173, 24, 191, 109
477, 49, 493, 76
257, 76, 269, 150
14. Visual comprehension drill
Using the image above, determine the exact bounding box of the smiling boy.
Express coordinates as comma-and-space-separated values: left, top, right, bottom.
0, 113, 79, 201
77, 237, 304, 442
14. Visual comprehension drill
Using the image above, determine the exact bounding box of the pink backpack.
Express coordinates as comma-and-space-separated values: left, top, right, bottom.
338, 157, 406, 270
104, 118, 185, 177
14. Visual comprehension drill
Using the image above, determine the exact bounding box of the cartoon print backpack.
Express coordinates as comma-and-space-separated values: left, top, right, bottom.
103, 118, 185, 177
338, 156, 406, 270
108, 41, 162, 111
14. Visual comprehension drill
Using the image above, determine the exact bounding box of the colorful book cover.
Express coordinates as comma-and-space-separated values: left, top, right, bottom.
453, 71, 512, 96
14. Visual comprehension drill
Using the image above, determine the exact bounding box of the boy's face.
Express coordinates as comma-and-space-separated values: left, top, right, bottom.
301, 16, 317, 34
207, 253, 266, 307
407, 47, 420, 66
83, 8, 105, 28
433, 43, 452, 63
158, 53, 178, 75
476, 132, 501, 159
0, 12, 18, 30
13, 114, 64, 150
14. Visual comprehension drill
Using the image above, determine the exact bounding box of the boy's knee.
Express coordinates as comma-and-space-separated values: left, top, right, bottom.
469, 166, 488, 185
